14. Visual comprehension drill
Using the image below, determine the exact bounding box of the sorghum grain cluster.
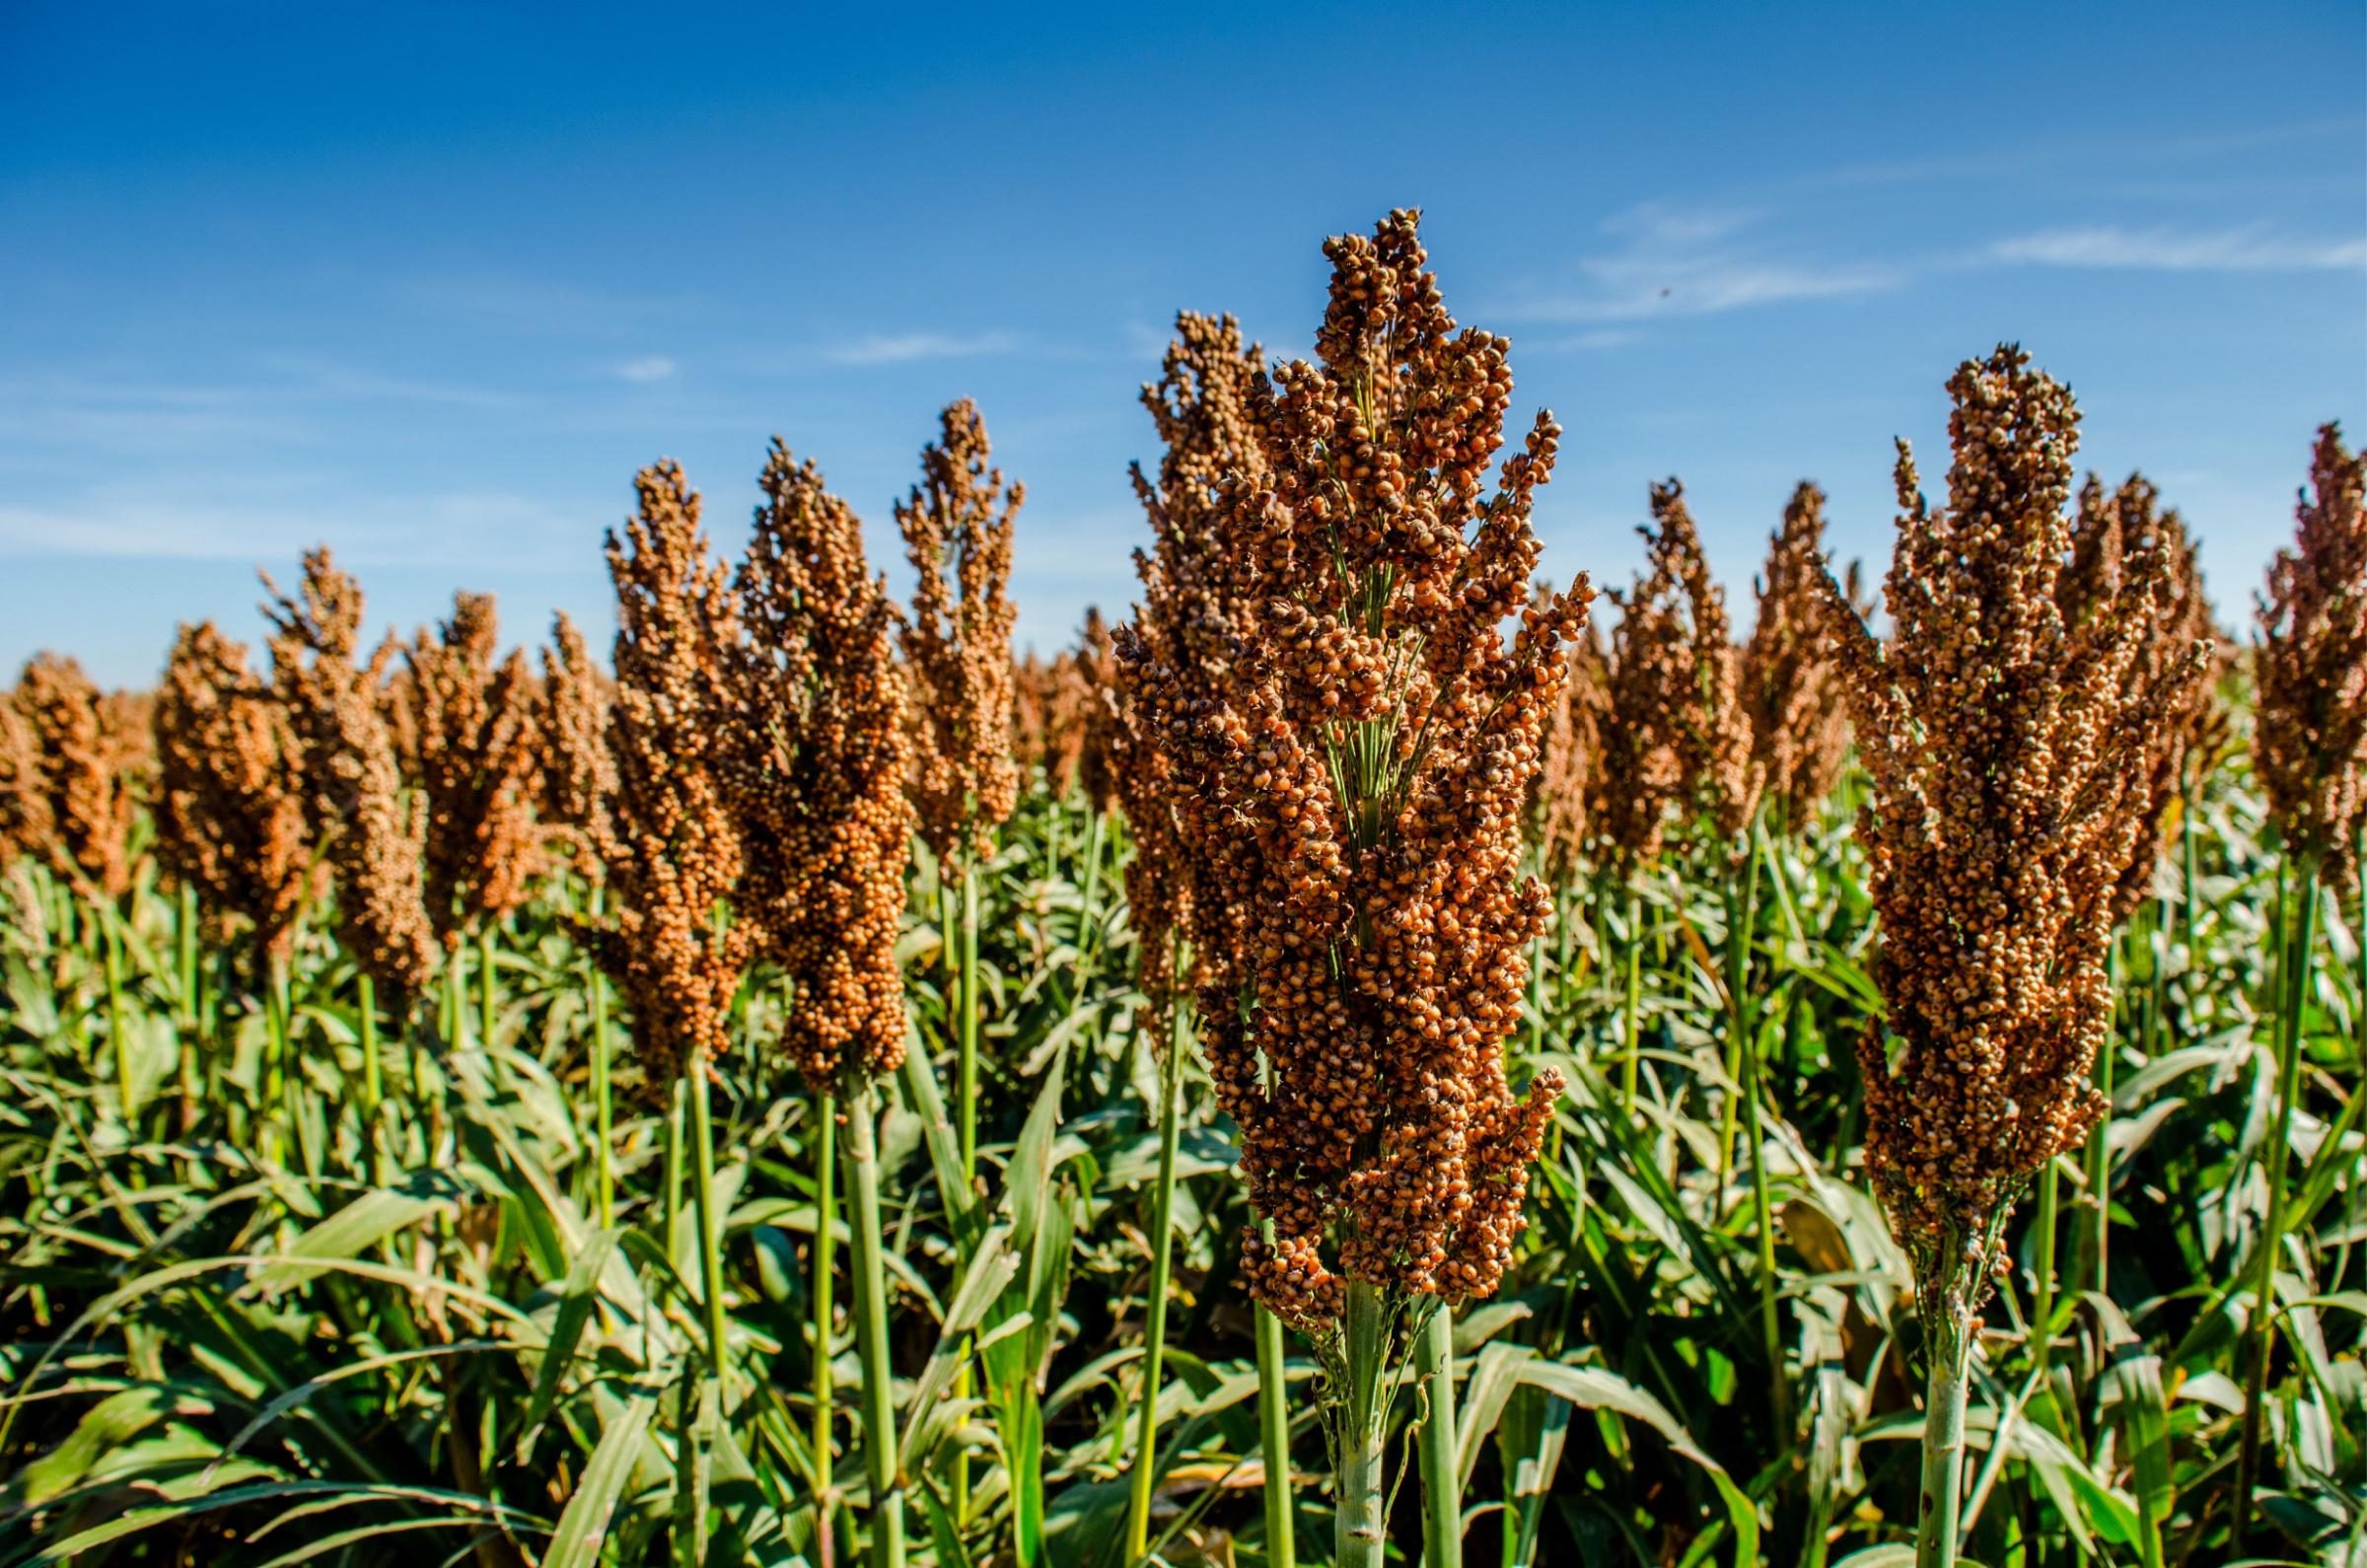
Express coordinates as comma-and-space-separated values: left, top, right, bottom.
898, 399, 1022, 866
1818, 347, 2200, 1308
2254, 424, 2367, 880
1124, 211, 1584, 1332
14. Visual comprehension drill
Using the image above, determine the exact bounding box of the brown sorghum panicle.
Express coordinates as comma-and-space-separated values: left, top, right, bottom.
898, 398, 1022, 866
2063, 474, 2221, 918
1011, 651, 1066, 790
601, 462, 756, 1091
1113, 313, 1271, 1008
1817, 346, 2198, 1303
2255, 424, 2367, 882
1594, 481, 1758, 867
1123, 210, 1584, 1333
731, 441, 914, 1088
538, 611, 615, 866
1071, 607, 1121, 819
13, 654, 140, 898
261, 550, 438, 999
1744, 483, 1855, 825
1529, 593, 1605, 884
154, 622, 311, 960
0, 689, 47, 870
406, 593, 541, 944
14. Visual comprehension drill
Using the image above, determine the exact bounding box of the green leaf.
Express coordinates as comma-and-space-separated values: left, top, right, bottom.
545, 1384, 661, 1568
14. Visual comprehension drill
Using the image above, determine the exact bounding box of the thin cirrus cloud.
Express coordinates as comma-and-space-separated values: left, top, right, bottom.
611, 354, 679, 383
1988, 224, 2367, 271
1497, 203, 1903, 323
826, 329, 1028, 366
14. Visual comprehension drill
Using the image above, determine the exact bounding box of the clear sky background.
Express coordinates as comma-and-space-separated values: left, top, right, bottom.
3, 1, 2362, 686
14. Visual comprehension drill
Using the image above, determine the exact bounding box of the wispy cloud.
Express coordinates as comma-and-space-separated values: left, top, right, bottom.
1988, 224, 2367, 271
611, 354, 678, 383
1498, 203, 1901, 322
0, 485, 586, 568
826, 329, 1026, 366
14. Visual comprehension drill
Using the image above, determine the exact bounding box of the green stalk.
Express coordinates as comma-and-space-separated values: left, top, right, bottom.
1256, 1302, 1296, 1568
952, 857, 983, 1526
261, 952, 291, 1169
813, 1091, 838, 1538
664, 1078, 685, 1272
1072, 810, 1106, 1000
2232, 848, 2321, 1548
358, 972, 384, 1180
1741, 1004, 1787, 1441
176, 884, 200, 1126
103, 907, 131, 1121
689, 1055, 731, 1382
2029, 1158, 2058, 1399
959, 860, 980, 1188
1619, 885, 1643, 1112
1123, 998, 1188, 1562
591, 967, 614, 1231
845, 1083, 907, 1568
1334, 1280, 1392, 1568
476, 921, 497, 1055
1915, 1282, 1974, 1568
1415, 1302, 1461, 1568
446, 941, 465, 1052
2077, 939, 2122, 1301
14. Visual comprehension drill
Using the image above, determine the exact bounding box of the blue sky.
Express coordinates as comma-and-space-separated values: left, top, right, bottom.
3, 1, 2362, 685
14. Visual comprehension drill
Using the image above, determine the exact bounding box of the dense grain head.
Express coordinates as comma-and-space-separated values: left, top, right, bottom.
1529, 589, 1605, 884
1817, 346, 2199, 1308
600, 461, 755, 1091
1070, 607, 1120, 819
261, 549, 438, 999
1112, 312, 1272, 1010
1744, 483, 1856, 826
1011, 650, 1064, 789
405, 592, 542, 944
0, 686, 48, 870
2254, 424, 2367, 882
1122, 211, 1586, 1333
538, 611, 615, 867
1594, 481, 1758, 868
730, 440, 913, 1088
898, 398, 1022, 867
13, 653, 141, 899
2064, 473, 2221, 918
154, 621, 312, 960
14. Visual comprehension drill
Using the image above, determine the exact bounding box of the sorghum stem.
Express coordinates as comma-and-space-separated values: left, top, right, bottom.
689, 1052, 730, 1383
953, 858, 981, 1525
591, 967, 613, 1230
2233, 848, 2321, 1547
846, 1085, 907, 1568
1416, 1302, 1461, 1568
1619, 886, 1643, 1112
1335, 1280, 1391, 1568
103, 909, 130, 1121
358, 972, 384, 1180
1915, 1293, 1973, 1568
664, 1078, 685, 1271
957, 864, 979, 1188
813, 1091, 838, 1541
476, 922, 497, 1056
2030, 1158, 2058, 1405
1123, 999, 1188, 1561
1256, 1302, 1296, 1568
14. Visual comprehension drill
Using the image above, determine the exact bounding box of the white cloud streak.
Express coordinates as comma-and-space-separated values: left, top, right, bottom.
1988, 224, 2367, 271
612, 354, 678, 383
826, 329, 1026, 366
1499, 203, 1902, 322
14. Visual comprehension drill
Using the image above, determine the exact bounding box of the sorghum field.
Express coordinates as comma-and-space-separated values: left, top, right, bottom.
3, 211, 2363, 1568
